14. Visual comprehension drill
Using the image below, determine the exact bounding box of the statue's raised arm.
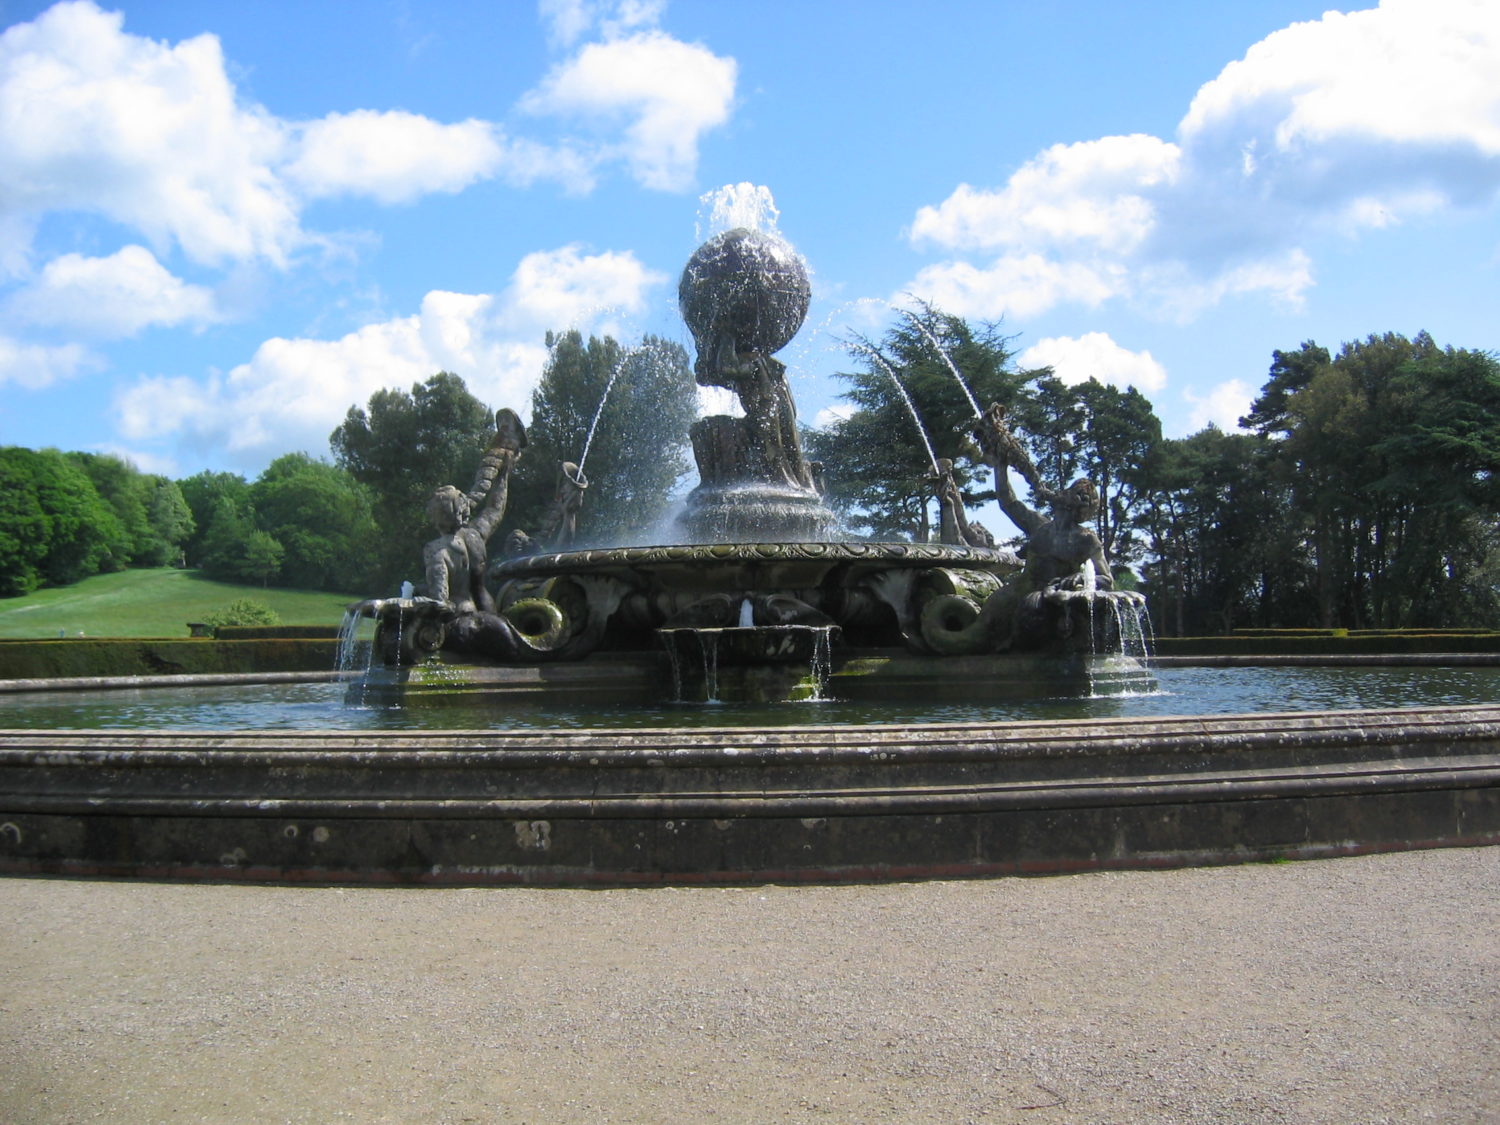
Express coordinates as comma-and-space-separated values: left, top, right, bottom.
972, 402, 1113, 592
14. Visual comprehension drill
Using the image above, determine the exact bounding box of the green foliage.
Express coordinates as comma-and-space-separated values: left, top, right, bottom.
203, 597, 282, 632
331, 371, 495, 591
0, 637, 337, 679
0, 447, 130, 594
65, 453, 196, 568
250, 453, 378, 592
178, 471, 251, 567
1014, 376, 1162, 563
810, 306, 1024, 540
510, 331, 696, 544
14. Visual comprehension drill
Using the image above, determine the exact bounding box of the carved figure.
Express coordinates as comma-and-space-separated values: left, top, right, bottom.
421, 408, 528, 653
539, 461, 589, 549
974, 403, 1112, 591
932, 457, 995, 548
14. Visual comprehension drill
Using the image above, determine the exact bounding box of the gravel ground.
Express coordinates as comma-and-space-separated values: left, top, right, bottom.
1, 848, 1496, 1124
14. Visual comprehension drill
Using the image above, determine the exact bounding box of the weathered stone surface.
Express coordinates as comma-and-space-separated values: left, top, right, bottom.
3, 704, 1498, 884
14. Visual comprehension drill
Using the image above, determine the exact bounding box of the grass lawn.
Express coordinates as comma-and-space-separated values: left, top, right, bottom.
0, 569, 356, 639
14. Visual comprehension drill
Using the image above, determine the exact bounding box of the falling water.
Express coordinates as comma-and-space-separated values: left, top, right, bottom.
901, 305, 984, 420
335, 608, 364, 673
738, 598, 755, 627
850, 341, 941, 475
807, 627, 834, 702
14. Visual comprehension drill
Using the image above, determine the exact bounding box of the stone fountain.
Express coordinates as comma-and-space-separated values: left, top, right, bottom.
350, 226, 1152, 705
7, 222, 1495, 887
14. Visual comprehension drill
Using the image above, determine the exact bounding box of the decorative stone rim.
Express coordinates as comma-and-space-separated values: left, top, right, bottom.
492, 541, 1018, 578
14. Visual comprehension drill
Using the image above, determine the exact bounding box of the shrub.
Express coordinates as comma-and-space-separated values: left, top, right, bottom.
204, 598, 281, 635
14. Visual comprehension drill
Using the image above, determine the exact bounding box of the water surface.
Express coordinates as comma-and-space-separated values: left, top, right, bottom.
2, 665, 1497, 731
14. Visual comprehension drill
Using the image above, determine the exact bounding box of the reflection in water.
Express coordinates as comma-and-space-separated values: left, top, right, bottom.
1, 665, 1498, 732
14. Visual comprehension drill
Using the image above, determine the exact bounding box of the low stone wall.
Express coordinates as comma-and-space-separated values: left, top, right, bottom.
2, 705, 1497, 884
0, 638, 338, 680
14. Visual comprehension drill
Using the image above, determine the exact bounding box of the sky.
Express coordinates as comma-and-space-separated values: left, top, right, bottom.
1, 0, 1498, 481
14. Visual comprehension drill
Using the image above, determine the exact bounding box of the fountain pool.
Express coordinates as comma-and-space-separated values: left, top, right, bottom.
4, 664, 1500, 731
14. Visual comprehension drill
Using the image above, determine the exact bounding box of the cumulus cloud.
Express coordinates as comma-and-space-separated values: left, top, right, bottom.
1184, 379, 1256, 432
1015, 333, 1168, 393
907, 0, 1500, 321
521, 30, 736, 191
113, 246, 666, 465
285, 110, 593, 202
0, 336, 99, 389
6, 246, 217, 337
0, 1, 298, 268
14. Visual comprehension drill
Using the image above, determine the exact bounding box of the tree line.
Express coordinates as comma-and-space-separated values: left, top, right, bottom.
0, 330, 695, 599
812, 314, 1500, 633
5, 317, 1496, 634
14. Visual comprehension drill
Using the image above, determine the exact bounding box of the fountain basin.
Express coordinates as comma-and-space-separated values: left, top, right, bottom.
2, 704, 1498, 884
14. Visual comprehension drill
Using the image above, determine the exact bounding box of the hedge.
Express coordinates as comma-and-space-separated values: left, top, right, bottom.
0, 638, 339, 680
1156, 633, 1500, 657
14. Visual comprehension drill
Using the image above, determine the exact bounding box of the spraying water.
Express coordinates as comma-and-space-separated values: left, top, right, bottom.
901, 303, 984, 421
698, 182, 780, 239
577, 352, 630, 477
849, 339, 941, 476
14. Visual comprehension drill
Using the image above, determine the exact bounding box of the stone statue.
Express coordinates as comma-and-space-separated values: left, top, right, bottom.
539, 461, 588, 549
677, 227, 838, 540
421, 408, 529, 654
932, 457, 995, 548
974, 403, 1112, 591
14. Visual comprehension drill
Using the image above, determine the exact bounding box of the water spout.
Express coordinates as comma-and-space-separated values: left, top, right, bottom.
849, 338, 941, 476
900, 303, 984, 421
738, 598, 754, 628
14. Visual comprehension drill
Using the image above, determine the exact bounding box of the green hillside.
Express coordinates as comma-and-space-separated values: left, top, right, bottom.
0, 568, 356, 639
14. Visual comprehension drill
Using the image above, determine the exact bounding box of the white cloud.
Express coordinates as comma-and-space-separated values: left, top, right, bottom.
285, 110, 593, 202
539, 0, 665, 48
0, 335, 99, 389
0, 0, 632, 283
286, 112, 508, 204
907, 0, 1500, 321
910, 136, 1180, 256
0, 1, 299, 268
7, 246, 217, 337
113, 246, 665, 465
521, 31, 736, 191
1184, 379, 1255, 432
906, 254, 1121, 320
1016, 333, 1168, 393
92, 443, 179, 476
814, 403, 855, 429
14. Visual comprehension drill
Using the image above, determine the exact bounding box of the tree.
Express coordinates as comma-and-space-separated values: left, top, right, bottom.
66, 453, 194, 568
250, 453, 379, 592
0, 448, 129, 591
1137, 428, 1313, 635
331, 372, 495, 591
509, 331, 697, 545
1013, 377, 1162, 566
810, 306, 1025, 540
178, 471, 251, 568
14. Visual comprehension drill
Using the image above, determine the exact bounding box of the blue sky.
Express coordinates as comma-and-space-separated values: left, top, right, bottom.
1, 0, 1497, 480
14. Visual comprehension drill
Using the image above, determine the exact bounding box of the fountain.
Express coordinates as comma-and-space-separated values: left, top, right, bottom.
2, 220, 1498, 886
348, 226, 1151, 706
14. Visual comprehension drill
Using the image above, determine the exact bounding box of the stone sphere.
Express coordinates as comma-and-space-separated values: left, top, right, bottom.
679, 228, 810, 357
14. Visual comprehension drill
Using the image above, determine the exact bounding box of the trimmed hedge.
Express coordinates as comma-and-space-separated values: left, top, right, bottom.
1157, 633, 1500, 657
214, 625, 344, 640
0, 638, 339, 680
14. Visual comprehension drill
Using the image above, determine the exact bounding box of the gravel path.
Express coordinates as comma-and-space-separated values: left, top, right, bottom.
2, 848, 1496, 1124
